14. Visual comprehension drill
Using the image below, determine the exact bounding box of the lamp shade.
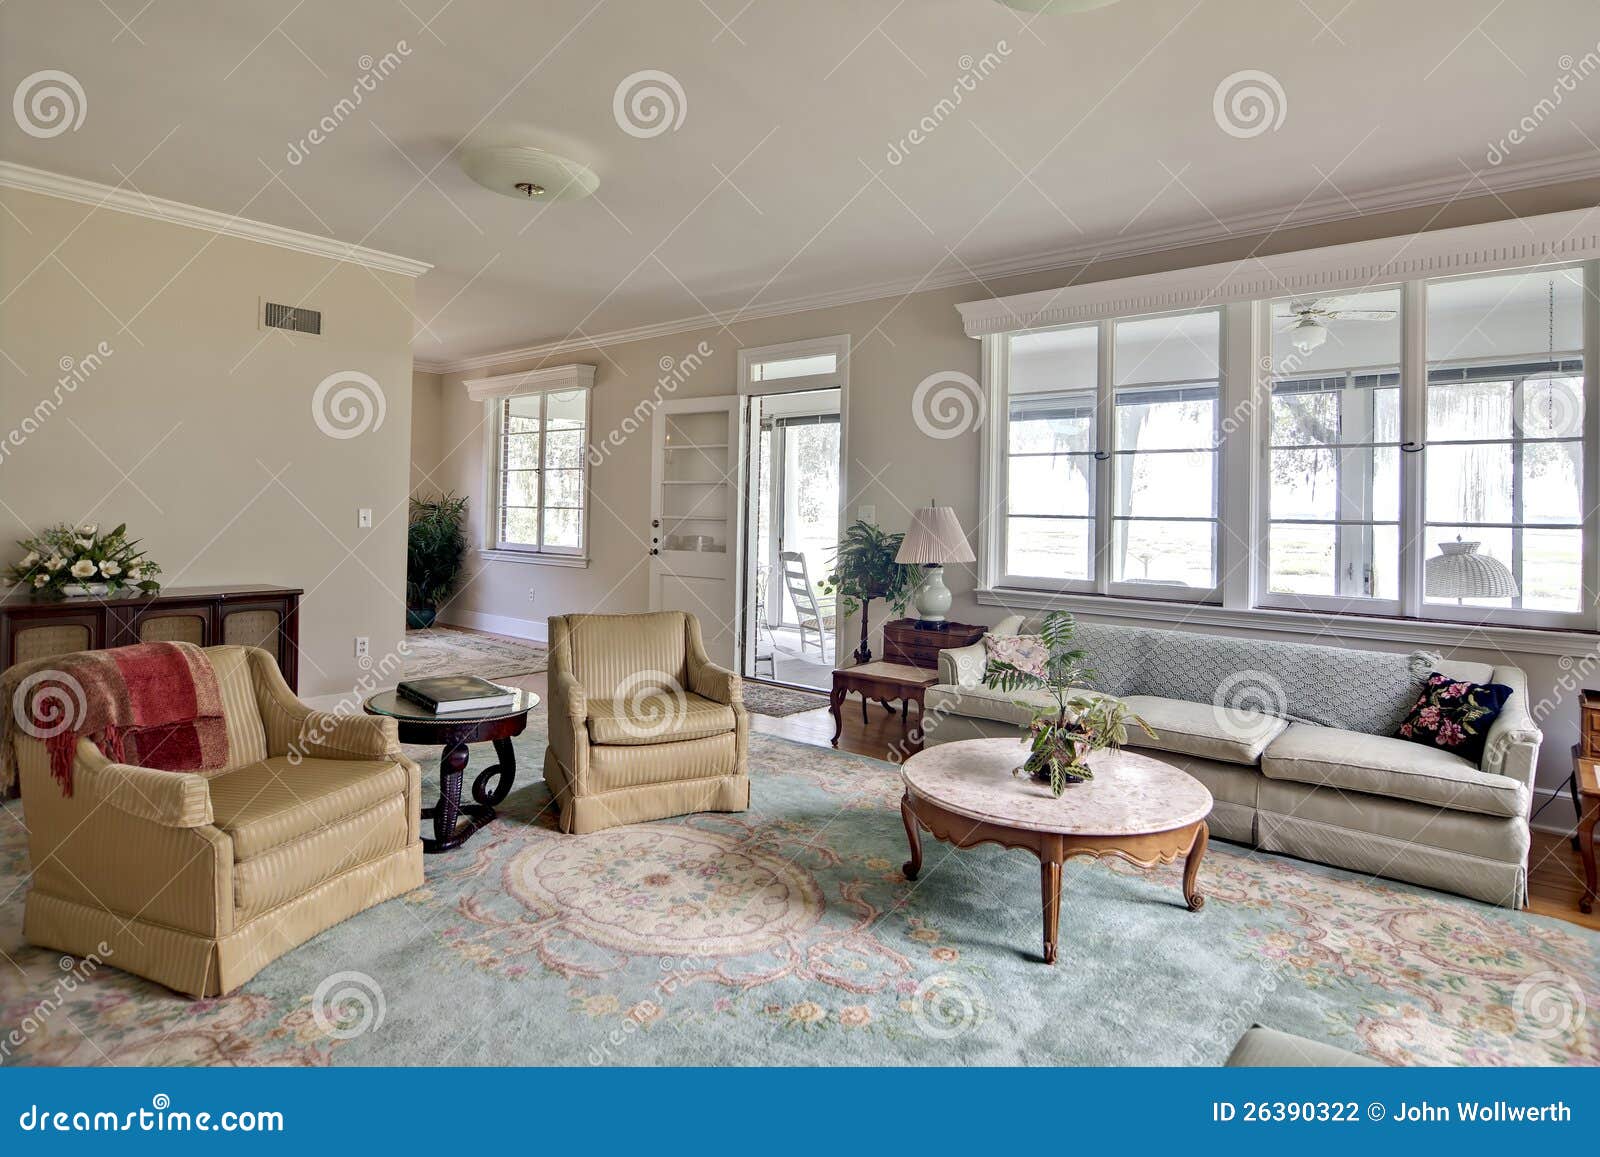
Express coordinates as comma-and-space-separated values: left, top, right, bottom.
896, 506, 975, 565
1424, 540, 1519, 599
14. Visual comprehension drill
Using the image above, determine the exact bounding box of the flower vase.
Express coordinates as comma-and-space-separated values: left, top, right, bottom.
61, 582, 110, 598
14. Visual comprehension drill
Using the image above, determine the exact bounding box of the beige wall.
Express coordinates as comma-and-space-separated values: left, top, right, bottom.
0, 186, 416, 697
420, 178, 1600, 810
410, 369, 444, 496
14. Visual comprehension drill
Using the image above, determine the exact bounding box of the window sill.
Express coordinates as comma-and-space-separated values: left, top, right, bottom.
974, 586, 1599, 658
480, 549, 589, 569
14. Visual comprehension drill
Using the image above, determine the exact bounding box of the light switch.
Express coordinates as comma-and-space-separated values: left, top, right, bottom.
858, 505, 876, 524
358, 508, 373, 529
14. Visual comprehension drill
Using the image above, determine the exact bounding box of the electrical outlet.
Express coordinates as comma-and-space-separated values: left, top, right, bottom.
357, 508, 373, 529
858, 504, 876, 524
354, 636, 369, 659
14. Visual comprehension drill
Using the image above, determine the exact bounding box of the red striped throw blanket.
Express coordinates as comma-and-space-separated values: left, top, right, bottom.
13, 641, 230, 797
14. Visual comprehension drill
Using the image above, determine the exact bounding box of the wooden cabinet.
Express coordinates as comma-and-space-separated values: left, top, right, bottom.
881, 617, 986, 671
1, 585, 301, 687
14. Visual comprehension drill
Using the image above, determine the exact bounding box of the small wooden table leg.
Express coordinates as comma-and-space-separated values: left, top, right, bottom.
901, 792, 923, 881
1182, 821, 1209, 912
1579, 801, 1597, 915
828, 683, 846, 747
1041, 859, 1062, 964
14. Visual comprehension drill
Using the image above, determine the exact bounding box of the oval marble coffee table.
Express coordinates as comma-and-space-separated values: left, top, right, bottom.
900, 738, 1213, 964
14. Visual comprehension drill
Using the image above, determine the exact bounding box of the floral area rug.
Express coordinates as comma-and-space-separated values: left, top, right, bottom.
401, 628, 547, 681
1, 716, 1595, 1066
740, 681, 830, 718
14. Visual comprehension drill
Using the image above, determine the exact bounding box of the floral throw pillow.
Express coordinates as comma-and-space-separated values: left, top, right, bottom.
1394, 672, 1512, 765
984, 634, 1050, 680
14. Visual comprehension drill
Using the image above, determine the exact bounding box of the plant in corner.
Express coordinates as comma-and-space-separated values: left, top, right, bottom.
984, 611, 1152, 796
821, 519, 920, 664
4, 523, 162, 600
407, 492, 468, 629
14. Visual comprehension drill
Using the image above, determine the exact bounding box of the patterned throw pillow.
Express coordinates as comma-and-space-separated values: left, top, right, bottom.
984, 634, 1050, 680
1394, 672, 1512, 765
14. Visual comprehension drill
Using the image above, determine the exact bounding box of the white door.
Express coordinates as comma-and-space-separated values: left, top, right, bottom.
650, 396, 742, 667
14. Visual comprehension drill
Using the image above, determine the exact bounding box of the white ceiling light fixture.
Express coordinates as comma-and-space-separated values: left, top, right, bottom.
460, 144, 599, 203
992, 0, 1123, 12
1287, 316, 1328, 353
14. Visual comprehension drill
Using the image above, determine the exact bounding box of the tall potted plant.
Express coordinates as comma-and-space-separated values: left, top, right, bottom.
407, 492, 468, 629
821, 519, 919, 664
984, 611, 1153, 796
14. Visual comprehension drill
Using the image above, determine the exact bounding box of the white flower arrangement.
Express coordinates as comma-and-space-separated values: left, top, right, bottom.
5, 523, 162, 600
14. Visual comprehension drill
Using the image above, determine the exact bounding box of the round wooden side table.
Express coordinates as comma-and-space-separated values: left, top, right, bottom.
364, 688, 538, 853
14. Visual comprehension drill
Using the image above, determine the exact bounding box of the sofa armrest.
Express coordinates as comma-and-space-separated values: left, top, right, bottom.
75, 740, 214, 827
1481, 665, 1540, 789
246, 647, 399, 761
939, 640, 989, 688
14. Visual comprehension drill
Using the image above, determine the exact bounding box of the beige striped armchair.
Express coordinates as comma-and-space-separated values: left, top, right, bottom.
7, 645, 422, 997
544, 611, 749, 834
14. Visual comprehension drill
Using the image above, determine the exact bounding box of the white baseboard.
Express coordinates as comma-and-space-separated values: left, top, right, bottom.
436, 610, 548, 643
1530, 783, 1581, 837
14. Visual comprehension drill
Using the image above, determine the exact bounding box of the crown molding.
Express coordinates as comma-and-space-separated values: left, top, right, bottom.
463, 362, 595, 401
0, 162, 432, 278
411, 150, 1600, 374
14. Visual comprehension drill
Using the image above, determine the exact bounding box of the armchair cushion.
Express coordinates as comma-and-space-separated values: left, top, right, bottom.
208, 755, 408, 860
587, 692, 736, 746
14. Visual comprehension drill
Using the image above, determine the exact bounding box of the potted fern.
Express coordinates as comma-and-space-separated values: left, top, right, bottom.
821, 519, 920, 663
984, 611, 1152, 796
406, 492, 468, 629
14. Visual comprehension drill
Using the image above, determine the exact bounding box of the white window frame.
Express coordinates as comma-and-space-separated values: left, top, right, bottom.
967, 220, 1600, 644
737, 334, 850, 395
466, 364, 595, 567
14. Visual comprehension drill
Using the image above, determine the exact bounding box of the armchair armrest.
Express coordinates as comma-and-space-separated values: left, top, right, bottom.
549, 670, 588, 723
246, 648, 401, 761
684, 616, 743, 709
75, 740, 213, 828
1481, 665, 1540, 788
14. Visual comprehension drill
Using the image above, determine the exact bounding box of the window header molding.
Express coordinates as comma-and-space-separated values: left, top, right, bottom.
464, 362, 595, 402
957, 207, 1600, 338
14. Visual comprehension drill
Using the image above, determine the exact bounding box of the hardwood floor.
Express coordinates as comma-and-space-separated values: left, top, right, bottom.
493, 664, 1597, 931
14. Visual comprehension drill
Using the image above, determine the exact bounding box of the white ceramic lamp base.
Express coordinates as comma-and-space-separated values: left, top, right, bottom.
912, 564, 952, 623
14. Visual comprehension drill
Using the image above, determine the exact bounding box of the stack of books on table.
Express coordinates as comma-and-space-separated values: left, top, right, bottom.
396, 676, 518, 714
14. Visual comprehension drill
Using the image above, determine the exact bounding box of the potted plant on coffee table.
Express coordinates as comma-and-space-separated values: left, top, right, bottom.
821, 519, 920, 664
984, 610, 1153, 796
406, 492, 468, 629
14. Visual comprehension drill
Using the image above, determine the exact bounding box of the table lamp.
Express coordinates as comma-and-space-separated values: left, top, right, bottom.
895, 503, 975, 626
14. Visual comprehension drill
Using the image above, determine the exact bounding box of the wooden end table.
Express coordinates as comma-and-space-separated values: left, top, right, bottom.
1576, 752, 1598, 914
829, 661, 937, 749
899, 738, 1213, 964
365, 688, 537, 853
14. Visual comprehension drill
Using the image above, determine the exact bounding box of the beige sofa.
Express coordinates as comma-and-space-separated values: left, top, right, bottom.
544, 611, 749, 834
9, 645, 423, 997
923, 616, 1541, 907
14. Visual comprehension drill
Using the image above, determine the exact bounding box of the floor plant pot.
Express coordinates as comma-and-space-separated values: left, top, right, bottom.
406, 605, 437, 630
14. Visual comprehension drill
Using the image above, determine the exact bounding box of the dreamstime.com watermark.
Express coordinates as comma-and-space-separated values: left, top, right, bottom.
589, 340, 714, 465
312, 369, 387, 439
1486, 42, 1600, 166
16, 1095, 283, 1134
0, 945, 111, 1061
885, 41, 1012, 166
12, 69, 86, 138
285, 640, 410, 765
0, 342, 114, 468
613, 70, 686, 138
1212, 69, 1287, 139
911, 370, 985, 439
286, 41, 413, 165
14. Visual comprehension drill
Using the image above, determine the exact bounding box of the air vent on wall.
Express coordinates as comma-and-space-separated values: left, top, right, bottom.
261, 300, 322, 336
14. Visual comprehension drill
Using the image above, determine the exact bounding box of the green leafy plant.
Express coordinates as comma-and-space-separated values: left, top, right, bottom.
821, 519, 919, 663
407, 492, 468, 628
984, 611, 1153, 796
4, 522, 161, 600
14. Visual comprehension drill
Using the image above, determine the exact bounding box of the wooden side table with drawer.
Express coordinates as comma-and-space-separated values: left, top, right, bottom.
881, 617, 985, 671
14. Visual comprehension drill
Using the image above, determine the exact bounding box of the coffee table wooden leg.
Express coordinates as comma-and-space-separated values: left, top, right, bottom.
1041, 858, 1062, 964
1183, 821, 1209, 912
901, 793, 923, 881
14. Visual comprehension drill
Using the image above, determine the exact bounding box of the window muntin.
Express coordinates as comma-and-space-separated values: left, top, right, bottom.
495, 387, 589, 555
1424, 267, 1585, 614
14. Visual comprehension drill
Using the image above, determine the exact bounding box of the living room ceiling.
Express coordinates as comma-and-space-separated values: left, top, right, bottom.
3, 0, 1598, 366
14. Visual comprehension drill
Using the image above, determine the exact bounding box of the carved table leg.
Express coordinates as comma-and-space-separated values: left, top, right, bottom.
472, 736, 518, 807
1579, 803, 1597, 915
1041, 859, 1062, 964
901, 792, 923, 881
421, 741, 497, 853
860, 693, 868, 726
828, 684, 847, 747
1182, 821, 1209, 912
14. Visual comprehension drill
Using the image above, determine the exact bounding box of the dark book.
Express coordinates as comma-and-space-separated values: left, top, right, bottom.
396, 675, 517, 714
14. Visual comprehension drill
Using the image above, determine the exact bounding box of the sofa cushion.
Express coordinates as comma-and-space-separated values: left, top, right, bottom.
208, 756, 408, 860
588, 731, 739, 792
1260, 722, 1527, 819
1394, 671, 1513, 764
587, 692, 735, 746
1122, 696, 1287, 765
923, 684, 1099, 729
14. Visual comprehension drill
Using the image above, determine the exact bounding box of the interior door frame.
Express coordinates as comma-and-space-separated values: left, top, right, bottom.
735, 335, 851, 683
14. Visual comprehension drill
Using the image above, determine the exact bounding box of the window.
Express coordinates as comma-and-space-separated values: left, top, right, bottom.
999, 308, 1221, 599
1263, 288, 1402, 610
493, 387, 589, 555
1423, 267, 1586, 618
981, 255, 1598, 633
